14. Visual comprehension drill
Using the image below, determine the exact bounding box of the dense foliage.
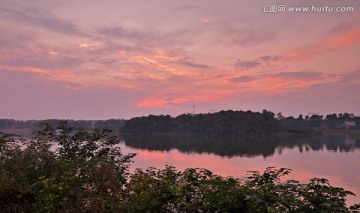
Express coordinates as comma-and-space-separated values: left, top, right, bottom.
1, 123, 360, 212
0, 122, 134, 212
122, 110, 360, 134
122, 110, 280, 134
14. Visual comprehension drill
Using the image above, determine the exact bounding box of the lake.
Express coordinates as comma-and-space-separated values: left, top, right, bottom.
3, 128, 360, 206
119, 133, 360, 206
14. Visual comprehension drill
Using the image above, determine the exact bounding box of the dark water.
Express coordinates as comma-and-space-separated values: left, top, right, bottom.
119, 133, 360, 205
121, 133, 360, 157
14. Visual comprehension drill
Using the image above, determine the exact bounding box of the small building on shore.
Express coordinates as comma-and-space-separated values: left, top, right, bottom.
341, 120, 356, 129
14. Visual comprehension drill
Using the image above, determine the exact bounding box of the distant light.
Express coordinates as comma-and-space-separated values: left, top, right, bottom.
202, 19, 210, 23
79, 43, 92, 48
48, 51, 60, 55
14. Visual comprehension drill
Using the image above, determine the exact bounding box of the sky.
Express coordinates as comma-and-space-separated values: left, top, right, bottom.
0, 0, 360, 120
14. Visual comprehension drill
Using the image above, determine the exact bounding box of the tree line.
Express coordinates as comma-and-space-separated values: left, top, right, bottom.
122, 110, 360, 134
0, 119, 125, 133
1, 110, 359, 135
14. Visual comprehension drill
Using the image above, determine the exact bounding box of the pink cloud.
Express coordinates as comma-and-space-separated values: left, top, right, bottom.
136, 97, 190, 108
2, 65, 49, 74
284, 27, 360, 61
51, 72, 76, 80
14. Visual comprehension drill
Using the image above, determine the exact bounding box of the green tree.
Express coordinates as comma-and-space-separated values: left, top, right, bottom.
1, 122, 136, 212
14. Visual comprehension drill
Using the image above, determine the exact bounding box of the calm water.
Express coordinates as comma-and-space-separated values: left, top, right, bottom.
119, 133, 360, 205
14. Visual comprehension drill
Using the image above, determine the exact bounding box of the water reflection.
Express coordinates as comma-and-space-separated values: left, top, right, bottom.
119, 133, 360, 206
121, 133, 360, 157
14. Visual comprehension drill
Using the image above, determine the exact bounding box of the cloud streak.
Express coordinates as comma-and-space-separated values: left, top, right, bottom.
0, 5, 82, 36
273, 71, 323, 80
235, 55, 282, 71
229, 75, 256, 83
285, 27, 360, 61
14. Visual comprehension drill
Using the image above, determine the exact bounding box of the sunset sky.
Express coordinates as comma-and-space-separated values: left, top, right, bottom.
1, 0, 359, 120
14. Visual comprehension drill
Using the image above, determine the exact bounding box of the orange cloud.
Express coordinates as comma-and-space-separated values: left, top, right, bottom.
1, 65, 89, 90
325, 27, 360, 49
128, 50, 198, 77
52, 72, 76, 80
48, 50, 60, 55
136, 88, 236, 109
129, 55, 178, 74
78, 43, 94, 49
3, 65, 77, 80
171, 97, 190, 104
136, 97, 190, 108
136, 98, 169, 108
257, 73, 339, 95
2, 65, 48, 74
154, 50, 182, 61
285, 27, 360, 61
